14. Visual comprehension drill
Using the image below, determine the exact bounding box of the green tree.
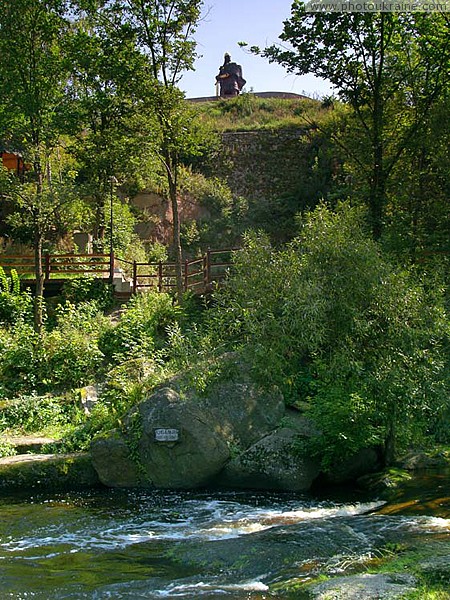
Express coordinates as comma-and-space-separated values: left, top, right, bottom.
0, 0, 71, 331
108, 0, 204, 300
212, 203, 448, 466
65, 5, 156, 248
254, 8, 450, 239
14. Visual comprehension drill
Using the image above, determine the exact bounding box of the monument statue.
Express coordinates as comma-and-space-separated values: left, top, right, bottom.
215, 53, 246, 98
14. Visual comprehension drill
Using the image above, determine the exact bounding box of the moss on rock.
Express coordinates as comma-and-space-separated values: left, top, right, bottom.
0, 453, 102, 491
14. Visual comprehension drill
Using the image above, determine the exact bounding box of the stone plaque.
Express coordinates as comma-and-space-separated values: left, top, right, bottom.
154, 428, 180, 442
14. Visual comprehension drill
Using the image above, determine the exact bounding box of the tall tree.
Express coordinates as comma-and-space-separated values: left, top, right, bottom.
254, 8, 449, 239
65, 5, 153, 249
0, 0, 71, 330
108, 0, 204, 300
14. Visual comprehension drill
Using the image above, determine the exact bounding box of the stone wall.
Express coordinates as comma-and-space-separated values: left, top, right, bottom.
218, 127, 317, 203
130, 125, 325, 245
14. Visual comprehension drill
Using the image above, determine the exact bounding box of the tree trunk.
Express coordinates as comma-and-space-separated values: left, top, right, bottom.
383, 399, 397, 467
93, 191, 106, 252
369, 79, 385, 240
368, 14, 386, 242
383, 421, 396, 467
165, 151, 183, 302
33, 228, 45, 334
33, 155, 45, 334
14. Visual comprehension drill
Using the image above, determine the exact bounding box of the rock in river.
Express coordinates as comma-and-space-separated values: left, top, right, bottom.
91, 362, 286, 489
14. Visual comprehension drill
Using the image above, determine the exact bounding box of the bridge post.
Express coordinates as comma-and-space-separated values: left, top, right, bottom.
203, 253, 208, 291
184, 258, 189, 292
158, 261, 163, 293
109, 251, 115, 283
44, 253, 50, 281
206, 248, 212, 289
132, 261, 137, 294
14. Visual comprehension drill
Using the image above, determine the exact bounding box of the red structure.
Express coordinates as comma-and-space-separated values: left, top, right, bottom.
0, 150, 29, 179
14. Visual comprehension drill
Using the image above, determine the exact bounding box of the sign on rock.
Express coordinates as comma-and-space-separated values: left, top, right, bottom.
154, 428, 180, 442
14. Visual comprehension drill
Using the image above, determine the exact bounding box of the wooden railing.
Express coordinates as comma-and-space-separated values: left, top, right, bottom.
0, 248, 238, 295
125, 248, 237, 294
0, 253, 111, 279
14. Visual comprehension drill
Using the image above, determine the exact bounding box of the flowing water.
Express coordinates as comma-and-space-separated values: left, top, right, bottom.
0, 475, 449, 599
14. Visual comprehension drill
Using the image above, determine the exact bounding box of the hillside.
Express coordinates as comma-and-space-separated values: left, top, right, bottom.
131, 95, 340, 253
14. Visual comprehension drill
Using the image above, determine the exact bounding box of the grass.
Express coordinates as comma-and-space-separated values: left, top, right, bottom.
194, 94, 331, 132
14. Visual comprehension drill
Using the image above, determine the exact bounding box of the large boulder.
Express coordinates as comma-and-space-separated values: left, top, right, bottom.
136, 387, 231, 488
91, 360, 287, 490
220, 411, 321, 491
322, 447, 381, 485
90, 433, 141, 488
92, 387, 230, 489
200, 380, 285, 448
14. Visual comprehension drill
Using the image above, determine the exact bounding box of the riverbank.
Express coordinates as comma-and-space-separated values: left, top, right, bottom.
0, 451, 101, 492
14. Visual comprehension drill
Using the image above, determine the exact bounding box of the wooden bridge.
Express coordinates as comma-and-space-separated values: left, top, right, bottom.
0, 249, 236, 298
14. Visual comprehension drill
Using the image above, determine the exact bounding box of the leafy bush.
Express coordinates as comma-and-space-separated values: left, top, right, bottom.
0, 394, 80, 433
0, 315, 105, 396
0, 267, 33, 325
98, 290, 182, 362
47, 368, 165, 453
53, 300, 109, 334
210, 202, 449, 466
62, 277, 114, 311
0, 441, 16, 458
43, 328, 105, 390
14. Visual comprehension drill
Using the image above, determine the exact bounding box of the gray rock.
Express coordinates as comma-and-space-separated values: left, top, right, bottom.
201, 380, 285, 448
91, 358, 287, 490
309, 572, 417, 599
135, 387, 230, 488
80, 384, 100, 415
221, 427, 320, 491
91, 433, 141, 487
397, 449, 450, 471
91, 387, 231, 489
418, 555, 450, 583
324, 447, 380, 485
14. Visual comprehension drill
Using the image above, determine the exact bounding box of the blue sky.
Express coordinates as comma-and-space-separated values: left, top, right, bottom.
181, 0, 333, 99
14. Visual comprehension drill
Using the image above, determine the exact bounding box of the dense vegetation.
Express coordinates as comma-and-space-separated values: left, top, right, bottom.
0, 3, 448, 471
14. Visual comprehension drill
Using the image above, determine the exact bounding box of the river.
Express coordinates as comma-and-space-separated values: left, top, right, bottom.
0, 474, 449, 599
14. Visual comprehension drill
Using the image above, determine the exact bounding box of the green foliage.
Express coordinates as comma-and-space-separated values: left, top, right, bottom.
98, 290, 181, 362
105, 197, 147, 261
0, 267, 33, 325
62, 277, 114, 311
256, 11, 450, 239
50, 362, 166, 453
0, 266, 19, 294
43, 327, 105, 390
0, 440, 17, 457
178, 167, 241, 252
198, 95, 326, 132
45, 401, 111, 453
0, 313, 105, 396
0, 394, 80, 434
210, 202, 449, 466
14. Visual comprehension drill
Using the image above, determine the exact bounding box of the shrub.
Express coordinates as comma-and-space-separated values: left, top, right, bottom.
0, 394, 80, 433
0, 267, 33, 325
62, 277, 114, 311
43, 328, 105, 390
98, 290, 182, 362
210, 202, 449, 466
0, 314, 105, 396
0, 441, 16, 458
